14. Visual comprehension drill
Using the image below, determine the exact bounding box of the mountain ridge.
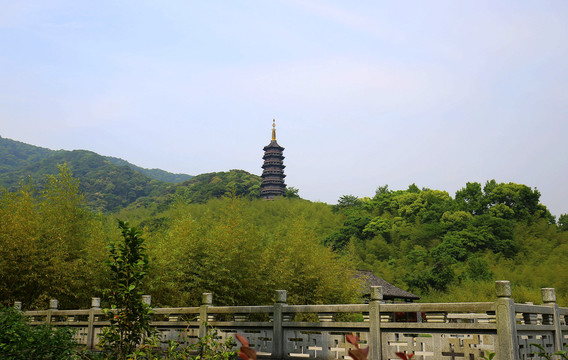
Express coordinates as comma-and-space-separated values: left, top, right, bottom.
0, 135, 193, 183
0, 135, 263, 213
0, 136, 195, 212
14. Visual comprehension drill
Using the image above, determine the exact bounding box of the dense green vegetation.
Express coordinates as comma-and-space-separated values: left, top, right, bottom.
328, 183, 568, 304
0, 136, 53, 173
145, 196, 354, 306
0, 166, 357, 309
0, 136, 193, 212
0, 306, 80, 359
125, 169, 263, 215
0, 149, 171, 212
0, 136, 192, 183
1, 136, 567, 308
0, 136, 264, 213
105, 156, 192, 183
0, 164, 109, 308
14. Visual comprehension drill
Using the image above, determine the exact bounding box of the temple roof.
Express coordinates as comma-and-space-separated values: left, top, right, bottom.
264, 140, 284, 150
354, 270, 420, 301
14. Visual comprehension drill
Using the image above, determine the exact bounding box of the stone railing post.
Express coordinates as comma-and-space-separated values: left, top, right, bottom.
369, 286, 383, 360
542, 288, 562, 353
199, 293, 212, 338
495, 281, 518, 360
46, 299, 58, 324
87, 297, 101, 350
273, 290, 287, 360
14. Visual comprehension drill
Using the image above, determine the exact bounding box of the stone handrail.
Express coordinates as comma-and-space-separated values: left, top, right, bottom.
16, 281, 567, 360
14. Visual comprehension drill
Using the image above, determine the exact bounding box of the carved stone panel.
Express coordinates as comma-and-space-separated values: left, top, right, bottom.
283, 329, 369, 359
517, 332, 555, 360
384, 332, 496, 359
217, 328, 274, 356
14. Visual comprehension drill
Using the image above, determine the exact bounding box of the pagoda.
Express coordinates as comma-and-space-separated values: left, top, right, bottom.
260, 120, 286, 199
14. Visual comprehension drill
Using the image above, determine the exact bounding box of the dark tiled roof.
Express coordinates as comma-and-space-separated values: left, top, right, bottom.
354, 270, 420, 301
263, 140, 284, 150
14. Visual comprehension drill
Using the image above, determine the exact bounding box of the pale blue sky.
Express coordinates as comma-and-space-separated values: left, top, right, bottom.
1, 1, 567, 216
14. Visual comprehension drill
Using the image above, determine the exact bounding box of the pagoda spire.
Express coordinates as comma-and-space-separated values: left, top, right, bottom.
272, 119, 276, 141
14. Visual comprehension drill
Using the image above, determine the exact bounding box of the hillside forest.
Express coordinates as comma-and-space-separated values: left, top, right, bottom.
1, 136, 568, 310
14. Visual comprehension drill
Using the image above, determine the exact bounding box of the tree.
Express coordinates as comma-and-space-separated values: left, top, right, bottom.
362, 217, 390, 238
558, 214, 568, 232
483, 181, 550, 221
99, 221, 153, 359
0, 182, 42, 307
334, 195, 362, 213
285, 186, 300, 198
148, 197, 358, 306
465, 257, 493, 281
0, 164, 107, 308
265, 218, 359, 304
324, 214, 372, 250
455, 182, 485, 215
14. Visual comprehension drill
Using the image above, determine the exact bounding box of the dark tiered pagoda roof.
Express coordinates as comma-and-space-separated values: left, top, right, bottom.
260, 120, 287, 200
263, 139, 284, 151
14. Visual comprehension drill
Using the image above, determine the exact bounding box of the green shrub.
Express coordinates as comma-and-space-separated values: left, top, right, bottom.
127, 324, 237, 360
0, 306, 79, 360
99, 221, 154, 359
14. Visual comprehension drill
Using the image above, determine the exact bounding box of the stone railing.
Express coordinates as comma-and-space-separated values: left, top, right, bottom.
16, 281, 568, 360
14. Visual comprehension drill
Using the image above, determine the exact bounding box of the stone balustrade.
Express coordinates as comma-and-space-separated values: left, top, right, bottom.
15, 281, 568, 360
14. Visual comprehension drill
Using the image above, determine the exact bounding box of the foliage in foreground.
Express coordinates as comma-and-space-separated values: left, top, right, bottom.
531, 343, 568, 360
0, 306, 80, 360
128, 325, 237, 360
99, 221, 154, 359
0, 304, 238, 360
98, 222, 238, 360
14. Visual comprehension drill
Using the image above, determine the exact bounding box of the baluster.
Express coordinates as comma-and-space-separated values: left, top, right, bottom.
318, 312, 334, 322
234, 313, 248, 322
542, 288, 562, 353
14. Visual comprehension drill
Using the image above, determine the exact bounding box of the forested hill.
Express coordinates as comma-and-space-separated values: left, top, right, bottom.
0, 136, 194, 212
0, 136, 193, 183
0, 148, 169, 212
125, 169, 263, 213
0, 136, 53, 172
104, 156, 192, 183
326, 183, 568, 303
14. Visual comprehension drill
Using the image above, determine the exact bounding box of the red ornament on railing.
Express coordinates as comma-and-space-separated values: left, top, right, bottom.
395, 352, 415, 360
345, 334, 370, 360
236, 333, 257, 360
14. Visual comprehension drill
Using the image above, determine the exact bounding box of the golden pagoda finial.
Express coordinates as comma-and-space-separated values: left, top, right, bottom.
272, 119, 276, 141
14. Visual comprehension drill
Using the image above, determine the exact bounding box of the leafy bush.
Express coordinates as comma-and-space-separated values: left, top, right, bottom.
99, 221, 154, 359
121, 324, 236, 360
0, 306, 79, 360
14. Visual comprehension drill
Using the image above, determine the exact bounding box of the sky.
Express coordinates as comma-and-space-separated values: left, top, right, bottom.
1, 1, 567, 216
